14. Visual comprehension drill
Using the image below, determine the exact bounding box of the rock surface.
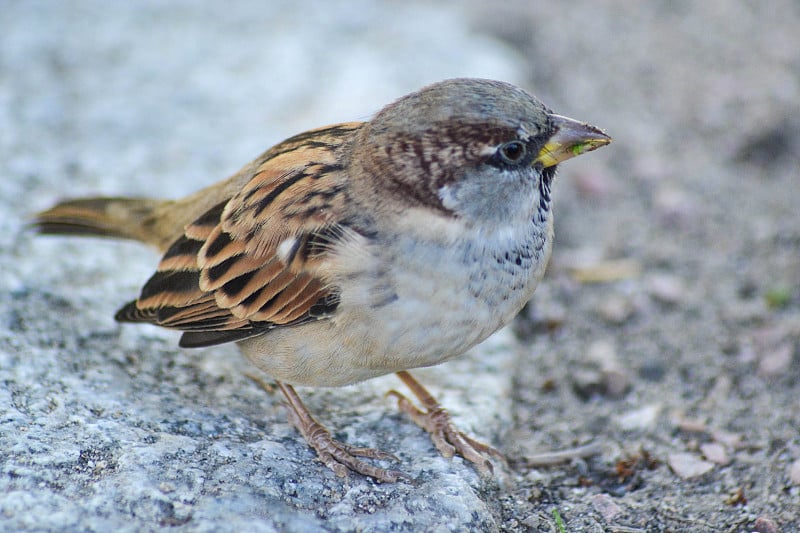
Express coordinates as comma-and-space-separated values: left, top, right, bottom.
1, 2, 520, 531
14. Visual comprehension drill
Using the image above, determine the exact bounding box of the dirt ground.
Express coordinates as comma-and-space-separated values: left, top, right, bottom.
474, 1, 800, 531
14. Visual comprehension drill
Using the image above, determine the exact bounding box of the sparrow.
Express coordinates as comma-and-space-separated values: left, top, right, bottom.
33, 78, 611, 482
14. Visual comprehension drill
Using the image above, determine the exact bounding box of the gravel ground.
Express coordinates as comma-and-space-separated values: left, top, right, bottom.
2, 1, 798, 532
477, 2, 800, 531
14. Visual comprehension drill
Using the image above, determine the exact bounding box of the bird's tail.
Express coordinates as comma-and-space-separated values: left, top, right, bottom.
32, 197, 178, 250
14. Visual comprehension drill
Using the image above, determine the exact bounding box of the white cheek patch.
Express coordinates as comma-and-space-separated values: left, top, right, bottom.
276, 237, 299, 263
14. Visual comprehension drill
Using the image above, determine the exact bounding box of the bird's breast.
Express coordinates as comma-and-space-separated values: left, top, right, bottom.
239, 215, 554, 387
334, 216, 553, 369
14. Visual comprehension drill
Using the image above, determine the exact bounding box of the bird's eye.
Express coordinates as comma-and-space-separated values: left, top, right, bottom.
498, 140, 527, 165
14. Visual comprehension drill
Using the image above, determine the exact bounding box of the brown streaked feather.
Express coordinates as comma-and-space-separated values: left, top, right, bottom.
225, 268, 297, 319
213, 259, 283, 307
115, 300, 157, 323
157, 235, 206, 272
33, 197, 178, 247
268, 278, 327, 323
156, 298, 251, 330
243, 272, 314, 320
118, 123, 362, 344
178, 329, 259, 349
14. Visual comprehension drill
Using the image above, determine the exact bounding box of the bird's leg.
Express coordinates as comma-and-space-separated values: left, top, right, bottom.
388, 371, 504, 475
275, 381, 410, 482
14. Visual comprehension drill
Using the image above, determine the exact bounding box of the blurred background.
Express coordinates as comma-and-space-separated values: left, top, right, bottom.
2, 1, 798, 531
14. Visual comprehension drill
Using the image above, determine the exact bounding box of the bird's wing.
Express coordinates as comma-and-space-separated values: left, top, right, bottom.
115, 123, 363, 347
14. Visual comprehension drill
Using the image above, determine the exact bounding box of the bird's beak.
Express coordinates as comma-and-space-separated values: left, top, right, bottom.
534, 114, 612, 168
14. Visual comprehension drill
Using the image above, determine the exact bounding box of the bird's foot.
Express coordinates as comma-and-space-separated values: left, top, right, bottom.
277, 381, 410, 483
388, 371, 505, 475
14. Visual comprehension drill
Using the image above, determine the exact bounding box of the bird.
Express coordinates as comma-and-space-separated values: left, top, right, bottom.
33, 78, 611, 482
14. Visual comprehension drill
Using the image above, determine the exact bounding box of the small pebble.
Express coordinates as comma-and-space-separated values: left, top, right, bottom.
701, 375, 733, 409
617, 404, 661, 431
602, 369, 631, 398
667, 453, 714, 479
570, 259, 641, 284
571, 340, 626, 399
757, 342, 793, 377
752, 516, 780, 533
653, 186, 697, 227
790, 458, 800, 485
724, 300, 768, 325
596, 294, 635, 325
711, 429, 744, 450
646, 273, 686, 305
591, 493, 622, 522
588, 340, 631, 397
587, 340, 619, 367
699, 442, 730, 465
676, 417, 708, 434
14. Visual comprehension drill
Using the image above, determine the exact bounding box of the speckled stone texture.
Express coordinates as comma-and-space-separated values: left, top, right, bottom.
1, 2, 521, 531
